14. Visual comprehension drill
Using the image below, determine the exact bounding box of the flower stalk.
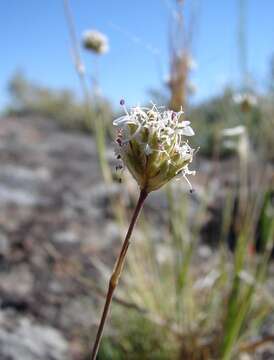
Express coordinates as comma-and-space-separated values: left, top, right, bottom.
91, 102, 196, 358
91, 189, 148, 359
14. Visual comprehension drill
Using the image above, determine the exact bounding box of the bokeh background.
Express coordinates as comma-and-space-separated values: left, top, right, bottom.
0, 1, 273, 359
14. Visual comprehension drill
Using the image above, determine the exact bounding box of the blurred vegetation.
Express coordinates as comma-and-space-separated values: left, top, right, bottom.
189, 55, 274, 161
5, 71, 112, 133
188, 87, 274, 161
99, 310, 178, 360
98, 184, 273, 360
5, 64, 274, 162
6, 72, 274, 166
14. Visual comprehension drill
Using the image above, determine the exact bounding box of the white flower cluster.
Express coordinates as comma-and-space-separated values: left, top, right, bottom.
113, 103, 196, 192
82, 30, 109, 54
233, 93, 257, 106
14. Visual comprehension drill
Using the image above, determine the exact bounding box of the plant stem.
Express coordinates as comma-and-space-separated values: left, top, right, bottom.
91, 189, 148, 360
63, 0, 112, 184
63, 0, 90, 104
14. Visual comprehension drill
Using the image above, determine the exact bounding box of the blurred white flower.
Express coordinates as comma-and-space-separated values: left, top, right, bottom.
233, 92, 257, 112
222, 125, 246, 137
82, 30, 109, 54
222, 125, 249, 160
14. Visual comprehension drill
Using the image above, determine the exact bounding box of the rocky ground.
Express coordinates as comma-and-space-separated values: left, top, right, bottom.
0, 116, 273, 359
0, 116, 125, 359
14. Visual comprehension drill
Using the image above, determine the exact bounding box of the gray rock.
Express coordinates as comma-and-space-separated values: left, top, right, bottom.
0, 231, 9, 256
0, 185, 45, 206
59, 296, 96, 330
0, 265, 33, 297
0, 312, 71, 360
53, 230, 79, 245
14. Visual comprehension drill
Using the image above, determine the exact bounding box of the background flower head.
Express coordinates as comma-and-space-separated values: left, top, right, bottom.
82, 30, 109, 54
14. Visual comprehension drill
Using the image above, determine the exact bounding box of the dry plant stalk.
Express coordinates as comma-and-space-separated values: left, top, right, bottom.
91, 101, 196, 358
168, 0, 195, 111
63, 0, 90, 104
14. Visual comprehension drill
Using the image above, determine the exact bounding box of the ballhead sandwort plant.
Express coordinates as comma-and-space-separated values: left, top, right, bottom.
91, 101, 196, 359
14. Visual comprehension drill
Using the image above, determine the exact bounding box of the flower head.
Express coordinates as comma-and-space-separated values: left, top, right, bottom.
113, 102, 196, 193
82, 30, 109, 54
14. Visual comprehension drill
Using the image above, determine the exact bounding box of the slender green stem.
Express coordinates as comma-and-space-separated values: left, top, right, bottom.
63, 0, 112, 183
91, 189, 148, 360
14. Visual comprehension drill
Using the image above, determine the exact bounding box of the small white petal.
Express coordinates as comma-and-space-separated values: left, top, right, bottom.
180, 126, 195, 136
113, 115, 136, 126
178, 121, 191, 128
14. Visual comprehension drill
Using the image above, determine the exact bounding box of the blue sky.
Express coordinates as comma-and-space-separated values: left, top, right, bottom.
0, 0, 273, 111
